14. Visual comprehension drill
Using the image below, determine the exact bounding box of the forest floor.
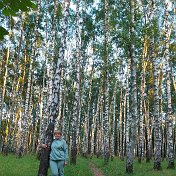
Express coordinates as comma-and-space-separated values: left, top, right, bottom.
92, 157, 176, 176
90, 163, 104, 176
0, 154, 176, 176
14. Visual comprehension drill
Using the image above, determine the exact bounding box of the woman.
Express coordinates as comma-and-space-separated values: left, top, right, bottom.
42, 131, 68, 176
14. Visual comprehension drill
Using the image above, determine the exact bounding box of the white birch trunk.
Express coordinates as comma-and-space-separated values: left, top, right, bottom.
165, 1, 174, 169
126, 0, 137, 173
102, 0, 110, 164
70, 0, 81, 165
38, 1, 70, 175
150, 0, 162, 170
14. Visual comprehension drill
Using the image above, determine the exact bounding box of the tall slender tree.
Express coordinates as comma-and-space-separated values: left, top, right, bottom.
165, 1, 174, 169
151, 0, 162, 170
126, 0, 137, 173
71, 0, 81, 165
38, 0, 70, 175
102, 0, 110, 164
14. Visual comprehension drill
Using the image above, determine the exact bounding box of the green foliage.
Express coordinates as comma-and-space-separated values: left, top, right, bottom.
1, 0, 36, 16
0, 26, 9, 40
0, 0, 37, 40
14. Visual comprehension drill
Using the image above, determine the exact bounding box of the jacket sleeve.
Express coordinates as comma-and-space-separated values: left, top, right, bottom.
63, 140, 69, 162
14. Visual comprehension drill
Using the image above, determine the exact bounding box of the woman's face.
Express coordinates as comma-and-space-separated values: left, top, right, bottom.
54, 132, 62, 139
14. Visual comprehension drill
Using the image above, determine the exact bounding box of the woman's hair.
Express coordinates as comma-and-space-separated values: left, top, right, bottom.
54, 130, 62, 135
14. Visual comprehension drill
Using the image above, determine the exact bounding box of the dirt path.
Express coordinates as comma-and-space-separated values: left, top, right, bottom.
90, 163, 104, 176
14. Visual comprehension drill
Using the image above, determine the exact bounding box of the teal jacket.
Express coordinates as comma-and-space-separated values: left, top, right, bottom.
50, 138, 69, 162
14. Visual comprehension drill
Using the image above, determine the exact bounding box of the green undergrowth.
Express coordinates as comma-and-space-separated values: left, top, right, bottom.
0, 154, 39, 176
0, 154, 93, 176
91, 157, 176, 176
0, 154, 175, 176
64, 157, 93, 176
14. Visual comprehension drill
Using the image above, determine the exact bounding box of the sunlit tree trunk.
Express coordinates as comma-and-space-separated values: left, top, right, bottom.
8, 81, 19, 154
0, 47, 9, 130
4, 53, 24, 155
0, 47, 9, 152
165, 1, 174, 169
31, 105, 39, 153
19, 0, 41, 155
19, 54, 33, 155
145, 100, 152, 163
11, 49, 27, 154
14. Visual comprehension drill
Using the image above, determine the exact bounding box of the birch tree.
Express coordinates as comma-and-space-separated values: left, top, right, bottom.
102, 0, 110, 164
165, 1, 174, 169
126, 0, 137, 173
71, 0, 81, 165
38, 0, 70, 175
150, 0, 162, 170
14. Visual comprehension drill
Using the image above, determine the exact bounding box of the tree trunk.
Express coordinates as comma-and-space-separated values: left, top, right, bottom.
138, 36, 147, 163
126, 0, 137, 173
150, 0, 162, 170
102, 0, 110, 164
70, 0, 81, 165
165, 1, 174, 169
119, 87, 124, 160
82, 65, 94, 157
38, 0, 70, 175
19, 54, 33, 155
0, 47, 9, 152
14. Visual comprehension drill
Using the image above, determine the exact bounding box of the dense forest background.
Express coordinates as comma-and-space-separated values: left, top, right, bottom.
0, 0, 176, 174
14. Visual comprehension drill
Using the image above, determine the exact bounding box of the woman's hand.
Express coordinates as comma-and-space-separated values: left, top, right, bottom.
64, 162, 68, 166
41, 144, 47, 149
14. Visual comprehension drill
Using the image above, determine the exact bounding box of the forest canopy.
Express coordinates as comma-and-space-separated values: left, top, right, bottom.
0, 0, 36, 40
0, 0, 176, 175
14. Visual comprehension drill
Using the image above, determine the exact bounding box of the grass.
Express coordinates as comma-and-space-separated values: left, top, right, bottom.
91, 157, 176, 176
0, 154, 93, 176
0, 154, 176, 176
64, 157, 93, 176
0, 154, 39, 176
